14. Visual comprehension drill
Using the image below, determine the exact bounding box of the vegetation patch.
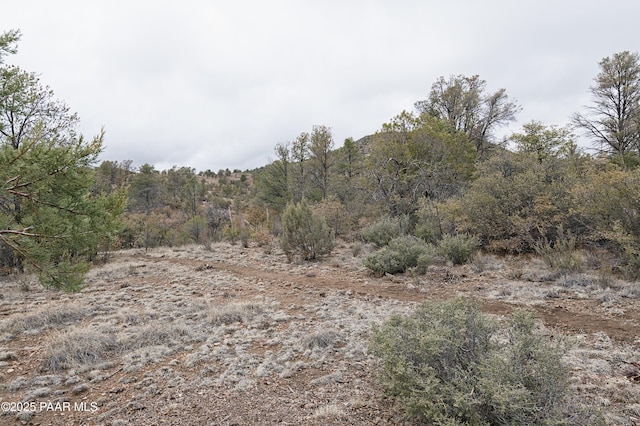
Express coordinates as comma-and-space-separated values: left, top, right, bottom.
303, 329, 341, 350
437, 233, 479, 265
370, 298, 574, 425
364, 235, 436, 276
360, 217, 404, 247
207, 302, 264, 326
129, 322, 196, 349
42, 328, 121, 372
280, 199, 335, 261
534, 230, 582, 276
3, 303, 93, 335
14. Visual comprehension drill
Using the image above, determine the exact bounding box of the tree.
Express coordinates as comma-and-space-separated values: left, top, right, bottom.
333, 136, 365, 210
0, 128, 126, 290
511, 120, 577, 162
92, 160, 133, 195
572, 162, 640, 276
410, 116, 476, 199
365, 111, 423, 216
184, 215, 208, 244
573, 51, 640, 161
0, 30, 124, 290
415, 74, 520, 157
438, 149, 582, 253
254, 142, 291, 212
336, 137, 361, 183
128, 164, 162, 214
1, 65, 79, 150
275, 142, 290, 173
204, 197, 231, 241
290, 132, 309, 202
280, 199, 335, 261
308, 124, 334, 200
366, 112, 475, 216
163, 166, 204, 218
181, 173, 205, 219
0, 29, 20, 64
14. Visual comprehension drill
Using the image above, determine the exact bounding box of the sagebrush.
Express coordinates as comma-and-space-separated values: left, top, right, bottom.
360, 216, 403, 247
370, 298, 572, 425
438, 233, 479, 265
364, 235, 436, 276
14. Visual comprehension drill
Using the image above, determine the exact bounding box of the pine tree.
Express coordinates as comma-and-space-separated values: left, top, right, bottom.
0, 30, 125, 290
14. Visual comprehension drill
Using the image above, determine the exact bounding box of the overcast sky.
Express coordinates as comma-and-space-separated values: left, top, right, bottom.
2, 1, 639, 172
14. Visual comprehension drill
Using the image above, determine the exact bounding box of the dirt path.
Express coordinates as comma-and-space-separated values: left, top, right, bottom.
1, 244, 639, 425
144, 253, 640, 344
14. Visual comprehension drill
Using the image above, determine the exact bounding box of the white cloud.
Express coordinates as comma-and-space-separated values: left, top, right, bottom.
2, 0, 639, 171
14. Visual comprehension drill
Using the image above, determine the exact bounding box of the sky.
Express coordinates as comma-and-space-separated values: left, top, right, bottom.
2, 1, 639, 172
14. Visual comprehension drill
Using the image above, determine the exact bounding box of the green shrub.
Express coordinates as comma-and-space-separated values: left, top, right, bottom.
280, 199, 335, 261
370, 298, 570, 425
183, 215, 208, 244
438, 152, 579, 254
572, 164, 640, 251
364, 236, 436, 276
438, 233, 479, 265
223, 225, 240, 244
389, 236, 437, 274
361, 217, 403, 247
415, 200, 443, 244
622, 244, 640, 280
478, 310, 571, 425
364, 247, 403, 276
416, 252, 436, 275
415, 222, 441, 245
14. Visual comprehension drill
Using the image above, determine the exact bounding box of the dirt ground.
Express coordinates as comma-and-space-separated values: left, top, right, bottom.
1, 242, 639, 425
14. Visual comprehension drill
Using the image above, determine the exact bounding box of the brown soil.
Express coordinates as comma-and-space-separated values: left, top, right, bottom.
1, 243, 639, 425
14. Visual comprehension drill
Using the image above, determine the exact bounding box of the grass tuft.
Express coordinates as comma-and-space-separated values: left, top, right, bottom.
3, 303, 92, 334
303, 329, 341, 350
208, 302, 263, 326
42, 328, 120, 372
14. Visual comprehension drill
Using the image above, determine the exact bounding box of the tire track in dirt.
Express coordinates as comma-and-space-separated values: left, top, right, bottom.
139, 254, 640, 343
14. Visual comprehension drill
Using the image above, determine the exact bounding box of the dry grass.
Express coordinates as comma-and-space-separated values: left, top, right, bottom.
0, 242, 638, 424
303, 329, 341, 350
41, 328, 121, 372
207, 302, 264, 326
2, 303, 94, 335
312, 403, 344, 419
128, 322, 197, 349
565, 333, 640, 424
0, 351, 18, 361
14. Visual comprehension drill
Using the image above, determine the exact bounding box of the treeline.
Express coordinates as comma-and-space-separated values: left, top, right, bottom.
92, 162, 253, 249
2, 24, 640, 288
85, 51, 640, 279
248, 52, 640, 277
